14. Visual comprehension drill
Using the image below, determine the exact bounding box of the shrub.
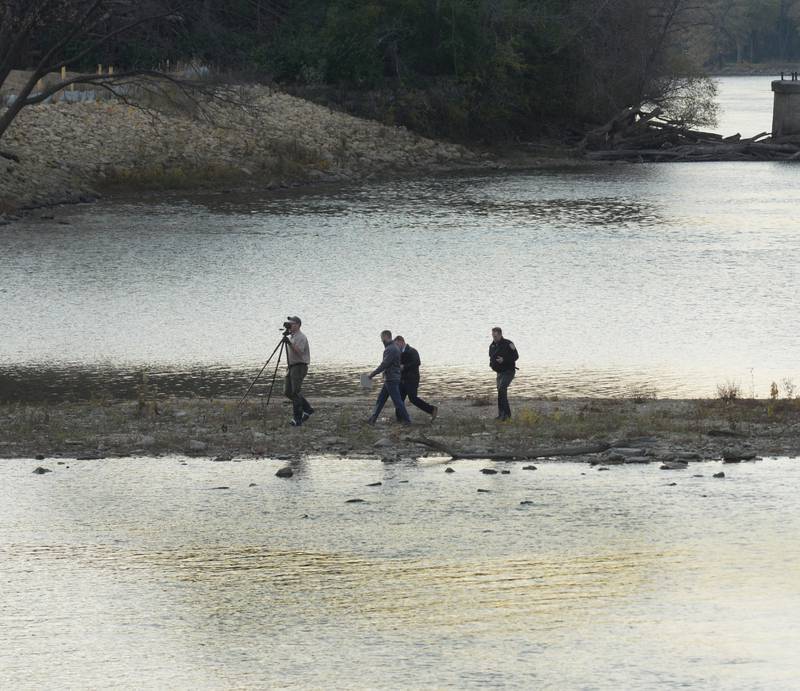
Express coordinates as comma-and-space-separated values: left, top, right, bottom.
716, 380, 741, 403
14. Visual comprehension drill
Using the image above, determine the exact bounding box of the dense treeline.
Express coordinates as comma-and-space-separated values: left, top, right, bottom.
696, 0, 800, 67
11, 0, 800, 141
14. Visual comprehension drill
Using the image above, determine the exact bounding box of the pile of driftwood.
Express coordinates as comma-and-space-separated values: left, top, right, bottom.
581, 107, 800, 162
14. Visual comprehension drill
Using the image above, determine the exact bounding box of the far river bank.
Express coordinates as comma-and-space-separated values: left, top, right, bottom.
0, 84, 580, 219
3, 396, 798, 465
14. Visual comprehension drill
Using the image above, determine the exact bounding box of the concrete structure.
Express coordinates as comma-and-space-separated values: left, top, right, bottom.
771, 79, 800, 138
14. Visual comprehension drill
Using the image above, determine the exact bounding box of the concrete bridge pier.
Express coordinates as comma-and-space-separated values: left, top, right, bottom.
772, 78, 800, 138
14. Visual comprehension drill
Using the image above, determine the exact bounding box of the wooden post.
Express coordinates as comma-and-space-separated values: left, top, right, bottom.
61, 66, 66, 80
109, 66, 114, 76
36, 78, 43, 93
97, 64, 102, 75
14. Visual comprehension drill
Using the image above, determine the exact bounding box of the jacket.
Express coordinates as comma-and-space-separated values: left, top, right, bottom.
400, 345, 421, 383
489, 337, 519, 373
371, 341, 402, 382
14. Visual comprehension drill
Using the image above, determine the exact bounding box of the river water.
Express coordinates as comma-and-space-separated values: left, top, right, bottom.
2, 455, 800, 689
1, 76, 799, 401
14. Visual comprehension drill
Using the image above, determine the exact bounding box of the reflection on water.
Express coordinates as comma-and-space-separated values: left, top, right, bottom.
0, 361, 692, 402
456, 195, 662, 227
2, 455, 799, 688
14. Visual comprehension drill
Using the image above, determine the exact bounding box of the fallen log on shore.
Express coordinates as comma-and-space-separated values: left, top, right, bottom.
581, 108, 800, 162
410, 437, 611, 460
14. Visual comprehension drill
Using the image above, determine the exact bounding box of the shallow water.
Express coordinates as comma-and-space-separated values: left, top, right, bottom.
2, 455, 799, 688
1, 76, 798, 401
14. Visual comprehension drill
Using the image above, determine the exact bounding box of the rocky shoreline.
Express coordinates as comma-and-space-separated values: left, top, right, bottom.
0, 85, 506, 219
3, 396, 798, 468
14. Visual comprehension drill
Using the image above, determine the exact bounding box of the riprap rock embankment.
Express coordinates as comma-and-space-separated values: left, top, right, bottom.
0, 86, 487, 216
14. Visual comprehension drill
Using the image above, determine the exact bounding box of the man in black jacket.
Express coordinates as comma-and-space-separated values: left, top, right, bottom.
489, 326, 518, 420
394, 336, 438, 421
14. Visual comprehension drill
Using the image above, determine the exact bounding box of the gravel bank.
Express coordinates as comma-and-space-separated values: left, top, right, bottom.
3, 396, 798, 463
0, 86, 489, 216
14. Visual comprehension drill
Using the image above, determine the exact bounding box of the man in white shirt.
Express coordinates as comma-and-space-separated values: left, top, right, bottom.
283, 316, 313, 426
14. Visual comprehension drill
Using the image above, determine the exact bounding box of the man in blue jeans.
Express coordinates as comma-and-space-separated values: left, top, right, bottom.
367, 330, 411, 425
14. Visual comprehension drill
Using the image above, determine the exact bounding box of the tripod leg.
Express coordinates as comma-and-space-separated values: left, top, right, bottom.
265, 340, 285, 407
238, 338, 284, 407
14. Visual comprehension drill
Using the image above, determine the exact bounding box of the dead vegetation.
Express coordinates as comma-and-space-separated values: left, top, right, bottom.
582, 107, 800, 162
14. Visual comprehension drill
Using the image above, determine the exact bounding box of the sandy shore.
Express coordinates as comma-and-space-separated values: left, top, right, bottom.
3, 395, 798, 464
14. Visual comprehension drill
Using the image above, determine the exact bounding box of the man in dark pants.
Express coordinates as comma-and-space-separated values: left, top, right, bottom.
283, 316, 314, 426
489, 326, 518, 421
394, 335, 438, 421
367, 330, 411, 425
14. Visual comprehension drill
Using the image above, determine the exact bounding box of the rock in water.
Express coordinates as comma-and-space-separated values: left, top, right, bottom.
345, 498, 365, 503
722, 451, 756, 463
480, 468, 498, 475
713, 471, 725, 478
623, 456, 651, 464
35, 454, 45, 461
444, 467, 455, 473
612, 447, 647, 456
275, 466, 293, 478
522, 465, 537, 470
660, 461, 688, 470
519, 500, 534, 505
32, 466, 52, 474
601, 456, 626, 465
366, 482, 382, 487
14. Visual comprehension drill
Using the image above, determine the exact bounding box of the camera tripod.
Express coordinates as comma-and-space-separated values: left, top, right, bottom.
237, 335, 289, 408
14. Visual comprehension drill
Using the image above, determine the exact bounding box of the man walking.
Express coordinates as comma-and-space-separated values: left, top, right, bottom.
367, 330, 411, 425
394, 335, 438, 421
489, 326, 518, 421
283, 316, 314, 426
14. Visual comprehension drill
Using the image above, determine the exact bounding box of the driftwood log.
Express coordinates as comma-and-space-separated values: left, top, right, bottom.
582, 108, 799, 162
410, 437, 610, 460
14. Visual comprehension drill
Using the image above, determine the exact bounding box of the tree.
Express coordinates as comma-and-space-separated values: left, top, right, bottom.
564, 0, 716, 125
0, 0, 202, 142
690, 0, 800, 65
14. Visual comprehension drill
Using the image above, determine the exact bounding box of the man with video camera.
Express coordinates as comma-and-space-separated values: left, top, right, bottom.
282, 316, 313, 427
